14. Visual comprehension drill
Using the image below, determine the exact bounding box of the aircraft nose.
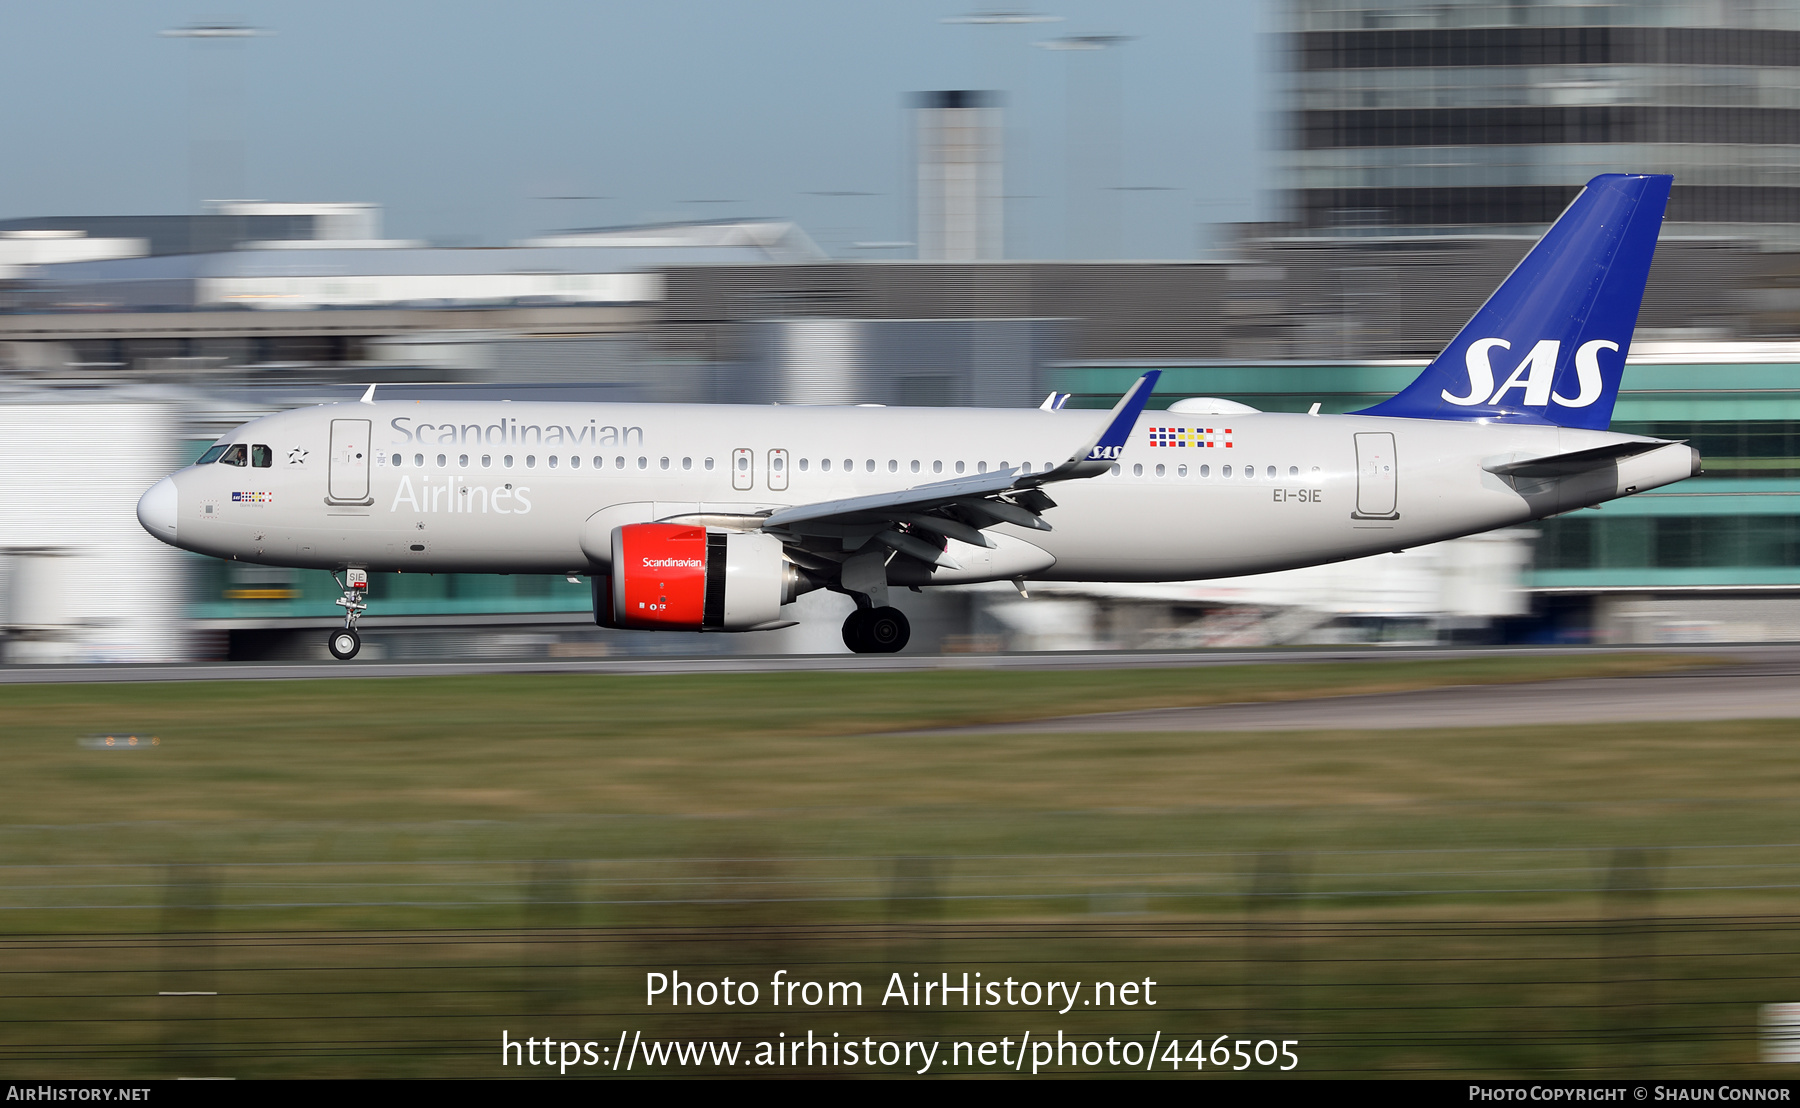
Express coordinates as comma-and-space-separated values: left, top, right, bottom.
136, 476, 179, 545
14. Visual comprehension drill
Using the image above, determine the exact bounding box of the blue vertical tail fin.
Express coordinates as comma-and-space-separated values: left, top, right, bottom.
1355, 173, 1671, 431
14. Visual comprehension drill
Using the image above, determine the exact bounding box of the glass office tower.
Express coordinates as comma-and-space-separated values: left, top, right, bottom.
1286, 1, 1800, 241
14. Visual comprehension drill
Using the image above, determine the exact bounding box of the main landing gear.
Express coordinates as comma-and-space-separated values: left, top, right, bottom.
843, 606, 910, 654
328, 569, 368, 661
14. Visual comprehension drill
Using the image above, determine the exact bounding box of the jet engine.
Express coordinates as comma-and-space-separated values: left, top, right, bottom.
597, 523, 804, 631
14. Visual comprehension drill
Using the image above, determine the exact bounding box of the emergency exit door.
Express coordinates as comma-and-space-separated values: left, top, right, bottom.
731, 448, 753, 491
1352, 432, 1398, 519
329, 419, 372, 504
767, 448, 789, 491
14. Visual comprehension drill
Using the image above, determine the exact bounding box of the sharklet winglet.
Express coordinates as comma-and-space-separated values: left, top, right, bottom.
1023, 370, 1161, 485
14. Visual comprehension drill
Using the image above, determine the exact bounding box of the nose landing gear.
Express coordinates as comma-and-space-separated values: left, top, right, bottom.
328, 569, 368, 661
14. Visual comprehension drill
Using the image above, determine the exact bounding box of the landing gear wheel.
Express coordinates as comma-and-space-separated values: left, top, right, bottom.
842, 611, 866, 653
843, 606, 910, 654
864, 606, 910, 653
328, 628, 362, 660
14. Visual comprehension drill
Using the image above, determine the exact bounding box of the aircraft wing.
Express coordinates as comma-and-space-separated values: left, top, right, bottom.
756, 373, 1159, 569
760, 468, 1023, 530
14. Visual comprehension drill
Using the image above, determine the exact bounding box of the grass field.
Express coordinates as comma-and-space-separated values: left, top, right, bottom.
4, 651, 1798, 1078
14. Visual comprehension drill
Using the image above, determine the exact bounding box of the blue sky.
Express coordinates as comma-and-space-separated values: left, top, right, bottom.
0, 2, 1272, 258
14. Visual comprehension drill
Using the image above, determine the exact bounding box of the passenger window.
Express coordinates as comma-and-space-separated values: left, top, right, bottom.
549, 455, 559, 469
799, 458, 810, 472
933, 460, 943, 474
1178, 464, 1188, 477
437, 454, 447, 468
705, 457, 715, 471
460, 454, 470, 467
910, 460, 920, 473
1200, 465, 1209, 477
250, 444, 272, 468
220, 444, 247, 467
197, 444, 228, 465
955, 461, 965, 474
1133, 463, 1143, 477
822, 458, 832, 471
570, 455, 580, 469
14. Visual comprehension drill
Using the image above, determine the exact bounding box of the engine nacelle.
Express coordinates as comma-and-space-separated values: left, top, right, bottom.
602, 523, 800, 631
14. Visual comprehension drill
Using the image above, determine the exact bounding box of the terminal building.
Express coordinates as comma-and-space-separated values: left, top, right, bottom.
12, 0, 1800, 657
1283, 0, 1800, 243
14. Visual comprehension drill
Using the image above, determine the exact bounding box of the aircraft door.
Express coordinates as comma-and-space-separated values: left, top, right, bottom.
1353, 432, 1398, 519
732, 448, 753, 491
768, 448, 789, 491
328, 419, 373, 504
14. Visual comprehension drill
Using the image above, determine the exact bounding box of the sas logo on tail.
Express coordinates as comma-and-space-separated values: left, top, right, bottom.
1442, 338, 1619, 409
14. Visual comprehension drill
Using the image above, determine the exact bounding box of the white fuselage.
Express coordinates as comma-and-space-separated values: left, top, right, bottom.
146, 399, 1698, 584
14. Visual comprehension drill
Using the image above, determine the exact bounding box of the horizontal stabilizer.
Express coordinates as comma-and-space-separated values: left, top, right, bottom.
1483, 439, 1673, 478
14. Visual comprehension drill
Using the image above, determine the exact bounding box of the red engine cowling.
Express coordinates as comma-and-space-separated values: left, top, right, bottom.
603, 523, 799, 631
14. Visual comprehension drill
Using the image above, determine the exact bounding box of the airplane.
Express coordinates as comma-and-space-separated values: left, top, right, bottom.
137, 173, 1697, 659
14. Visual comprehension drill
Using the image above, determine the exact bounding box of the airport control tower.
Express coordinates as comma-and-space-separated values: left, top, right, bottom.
1284, 0, 1800, 243
915, 90, 1004, 261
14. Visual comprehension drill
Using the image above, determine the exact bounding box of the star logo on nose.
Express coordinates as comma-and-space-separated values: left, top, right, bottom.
287, 449, 309, 465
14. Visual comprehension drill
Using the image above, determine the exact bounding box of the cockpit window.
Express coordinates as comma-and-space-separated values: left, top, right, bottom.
250, 444, 272, 468
219, 444, 248, 467
196, 445, 228, 465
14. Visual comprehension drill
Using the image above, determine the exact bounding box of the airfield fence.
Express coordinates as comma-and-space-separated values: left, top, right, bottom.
1, 842, 1799, 1077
